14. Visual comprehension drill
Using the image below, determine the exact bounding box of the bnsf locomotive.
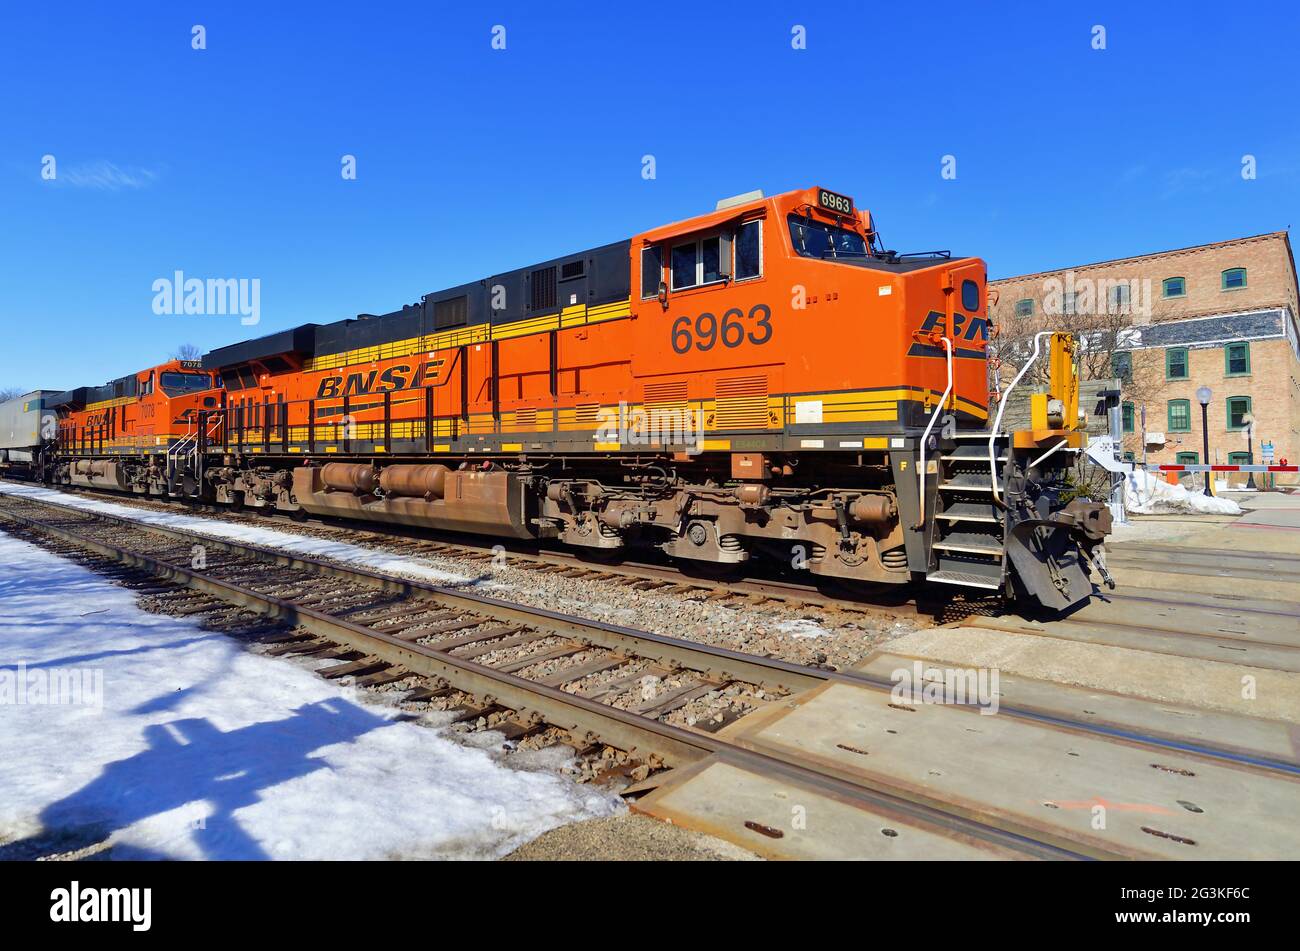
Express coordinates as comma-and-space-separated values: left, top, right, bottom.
28, 186, 1111, 610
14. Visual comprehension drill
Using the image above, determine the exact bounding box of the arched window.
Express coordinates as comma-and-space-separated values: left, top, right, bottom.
1221, 268, 1247, 291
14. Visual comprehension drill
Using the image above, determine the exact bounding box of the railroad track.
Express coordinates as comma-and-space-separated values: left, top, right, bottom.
1106, 541, 1300, 583
4, 491, 1297, 859
22, 480, 932, 620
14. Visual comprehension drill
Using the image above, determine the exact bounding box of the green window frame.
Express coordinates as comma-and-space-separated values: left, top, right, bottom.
1162, 276, 1186, 298
1167, 399, 1192, 432
1175, 451, 1198, 465
1226, 396, 1251, 430
1013, 298, 1033, 318
1122, 451, 1135, 463
1111, 351, 1132, 382
1225, 341, 1250, 376
1121, 401, 1135, 433
1165, 347, 1189, 380
1221, 267, 1247, 290
1228, 451, 1250, 466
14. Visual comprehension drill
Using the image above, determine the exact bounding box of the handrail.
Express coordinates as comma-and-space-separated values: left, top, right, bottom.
913, 337, 953, 529
989, 330, 1053, 508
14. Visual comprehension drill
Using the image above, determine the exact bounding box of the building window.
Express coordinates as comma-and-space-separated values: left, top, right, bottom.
1162, 276, 1186, 298
1111, 351, 1132, 382
1228, 451, 1250, 466
1121, 401, 1135, 433
1226, 395, 1251, 430
1108, 283, 1131, 314
1165, 347, 1189, 380
1014, 298, 1033, 318
1175, 451, 1199, 465
1123, 451, 1135, 464
1225, 342, 1250, 376
640, 246, 662, 299
1221, 267, 1247, 290
1167, 399, 1192, 432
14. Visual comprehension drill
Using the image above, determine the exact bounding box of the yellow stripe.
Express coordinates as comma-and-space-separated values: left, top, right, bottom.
303, 299, 631, 372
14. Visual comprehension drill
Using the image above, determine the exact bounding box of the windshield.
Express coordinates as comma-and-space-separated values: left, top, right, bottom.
788, 214, 868, 259
160, 372, 212, 396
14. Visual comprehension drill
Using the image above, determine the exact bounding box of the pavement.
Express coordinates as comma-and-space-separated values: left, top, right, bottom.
628, 489, 1300, 859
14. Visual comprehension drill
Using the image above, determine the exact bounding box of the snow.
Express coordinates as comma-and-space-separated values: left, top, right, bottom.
776, 618, 830, 639
0, 530, 618, 860
0, 481, 475, 586
1125, 469, 1242, 516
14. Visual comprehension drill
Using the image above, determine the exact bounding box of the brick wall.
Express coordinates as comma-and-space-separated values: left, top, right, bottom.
988, 232, 1300, 486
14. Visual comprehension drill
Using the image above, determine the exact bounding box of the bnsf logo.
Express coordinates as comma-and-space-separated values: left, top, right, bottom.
315, 360, 443, 399
906, 310, 989, 359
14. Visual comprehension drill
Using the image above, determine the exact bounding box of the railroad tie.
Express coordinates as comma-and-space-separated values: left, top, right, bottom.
353, 666, 414, 689
318, 656, 389, 680
574, 664, 677, 701
491, 643, 586, 674
630, 681, 720, 718
452, 628, 544, 659
532, 655, 628, 688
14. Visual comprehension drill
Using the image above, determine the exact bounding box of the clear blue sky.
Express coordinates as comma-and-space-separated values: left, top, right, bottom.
2, 1, 1297, 392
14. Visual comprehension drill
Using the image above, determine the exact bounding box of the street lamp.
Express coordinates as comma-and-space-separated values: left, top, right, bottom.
1196, 385, 1213, 497
1244, 413, 1257, 490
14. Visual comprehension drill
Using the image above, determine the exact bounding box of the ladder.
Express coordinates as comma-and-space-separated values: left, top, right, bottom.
926, 432, 1009, 592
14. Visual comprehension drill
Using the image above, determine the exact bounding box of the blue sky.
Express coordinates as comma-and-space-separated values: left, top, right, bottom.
2, 1, 1297, 391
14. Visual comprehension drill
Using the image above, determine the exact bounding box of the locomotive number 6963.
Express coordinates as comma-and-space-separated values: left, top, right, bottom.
670, 303, 772, 354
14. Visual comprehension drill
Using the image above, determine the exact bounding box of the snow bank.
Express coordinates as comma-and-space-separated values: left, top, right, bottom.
0, 482, 474, 586
0, 532, 617, 859
1125, 469, 1242, 516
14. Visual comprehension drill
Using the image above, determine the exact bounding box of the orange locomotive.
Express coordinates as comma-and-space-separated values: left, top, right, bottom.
44, 186, 1112, 610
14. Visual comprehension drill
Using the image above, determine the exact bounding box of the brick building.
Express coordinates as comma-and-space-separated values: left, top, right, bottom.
989, 232, 1300, 486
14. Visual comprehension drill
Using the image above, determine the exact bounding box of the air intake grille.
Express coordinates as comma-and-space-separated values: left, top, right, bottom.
530, 267, 557, 311
433, 296, 467, 329
714, 376, 769, 429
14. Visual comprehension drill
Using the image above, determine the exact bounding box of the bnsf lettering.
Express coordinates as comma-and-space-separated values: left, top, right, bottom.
671, 303, 772, 354
918, 309, 988, 342
315, 360, 443, 399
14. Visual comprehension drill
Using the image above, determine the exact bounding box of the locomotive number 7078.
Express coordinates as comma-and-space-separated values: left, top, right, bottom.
670, 303, 772, 354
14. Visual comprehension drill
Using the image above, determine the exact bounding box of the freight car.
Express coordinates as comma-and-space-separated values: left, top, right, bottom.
39, 186, 1112, 611
0, 390, 59, 477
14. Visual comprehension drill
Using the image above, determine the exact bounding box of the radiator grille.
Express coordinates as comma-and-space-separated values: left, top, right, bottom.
714, 376, 770, 429
644, 380, 688, 412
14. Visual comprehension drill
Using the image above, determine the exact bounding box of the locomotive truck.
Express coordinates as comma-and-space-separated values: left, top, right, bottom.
26, 186, 1112, 611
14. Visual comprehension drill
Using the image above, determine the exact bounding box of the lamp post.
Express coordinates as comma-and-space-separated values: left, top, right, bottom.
1196, 385, 1213, 497
1244, 413, 1257, 490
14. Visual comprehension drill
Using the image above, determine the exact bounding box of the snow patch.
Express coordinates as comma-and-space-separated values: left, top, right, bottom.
1125, 469, 1242, 516
776, 618, 830, 639
0, 531, 617, 860
0, 482, 473, 586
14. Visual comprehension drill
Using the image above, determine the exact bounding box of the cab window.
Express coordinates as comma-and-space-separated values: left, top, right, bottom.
788, 214, 867, 259
735, 220, 761, 280
640, 246, 662, 298
159, 372, 211, 396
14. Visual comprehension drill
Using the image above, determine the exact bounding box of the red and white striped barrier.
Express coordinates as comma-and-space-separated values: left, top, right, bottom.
1156, 464, 1297, 473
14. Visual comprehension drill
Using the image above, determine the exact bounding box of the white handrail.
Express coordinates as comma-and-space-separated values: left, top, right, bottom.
915, 337, 953, 528
989, 331, 1053, 508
